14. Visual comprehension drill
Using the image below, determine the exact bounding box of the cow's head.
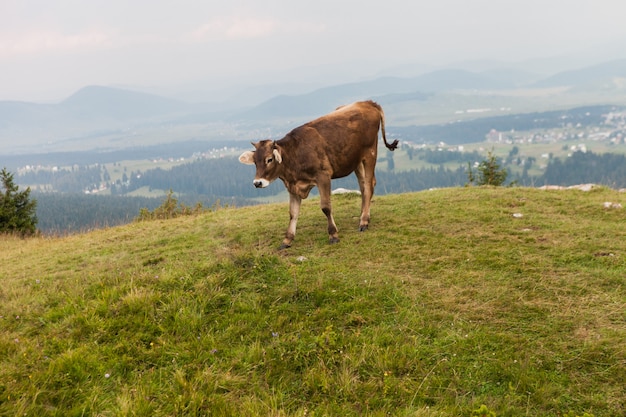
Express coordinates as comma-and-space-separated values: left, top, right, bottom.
239, 140, 283, 188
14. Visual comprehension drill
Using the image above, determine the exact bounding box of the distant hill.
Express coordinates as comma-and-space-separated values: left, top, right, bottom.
3, 59, 626, 154
0, 86, 225, 153
533, 58, 626, 90
60, 86, 191, 121
0, 85, 204, 130
236, 69, 513, 120
234, 62, 626, 123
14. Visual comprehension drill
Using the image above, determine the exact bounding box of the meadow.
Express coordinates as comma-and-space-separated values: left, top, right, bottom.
1, 187, 625, 416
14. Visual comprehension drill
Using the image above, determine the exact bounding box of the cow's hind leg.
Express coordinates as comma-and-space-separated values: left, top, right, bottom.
354, 162, 375, 231
318, 178, 339, 244
280, 193, 301, 249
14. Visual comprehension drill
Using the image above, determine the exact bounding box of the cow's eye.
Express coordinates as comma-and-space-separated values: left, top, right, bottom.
266, 157, 273, 164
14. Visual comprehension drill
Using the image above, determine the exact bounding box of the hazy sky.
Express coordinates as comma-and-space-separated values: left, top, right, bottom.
2, 0, 626, 102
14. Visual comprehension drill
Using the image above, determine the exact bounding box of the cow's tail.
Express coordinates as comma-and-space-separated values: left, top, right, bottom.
377, 103, 398, 151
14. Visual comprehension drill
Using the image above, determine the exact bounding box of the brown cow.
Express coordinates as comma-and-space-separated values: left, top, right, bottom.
239, 100, 398, 249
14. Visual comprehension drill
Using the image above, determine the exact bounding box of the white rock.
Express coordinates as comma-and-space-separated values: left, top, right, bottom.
332, 188, 361, 195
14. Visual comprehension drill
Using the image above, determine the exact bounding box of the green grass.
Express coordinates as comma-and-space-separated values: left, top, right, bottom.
1, 187, 625, 416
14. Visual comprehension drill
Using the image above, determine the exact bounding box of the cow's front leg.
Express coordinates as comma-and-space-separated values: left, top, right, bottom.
318, 179, 339, 244
280, 193, 301, 249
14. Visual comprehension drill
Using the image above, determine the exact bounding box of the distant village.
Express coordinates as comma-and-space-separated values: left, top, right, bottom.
484, 110, 626, 146
17, 146, 241, 177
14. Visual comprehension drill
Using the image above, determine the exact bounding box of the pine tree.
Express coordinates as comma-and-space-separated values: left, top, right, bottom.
467, 150, 508, 186
0, 168, 38, 235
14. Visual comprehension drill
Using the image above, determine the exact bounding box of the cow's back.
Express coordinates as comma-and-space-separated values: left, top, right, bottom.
301, 101, 383, 178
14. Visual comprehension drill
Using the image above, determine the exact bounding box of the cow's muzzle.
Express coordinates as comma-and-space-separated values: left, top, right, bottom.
253, 179, 270, 188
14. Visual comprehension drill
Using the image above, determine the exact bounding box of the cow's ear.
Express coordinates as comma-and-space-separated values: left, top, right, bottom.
239, 151, 255, 165
272, 147, 283, 164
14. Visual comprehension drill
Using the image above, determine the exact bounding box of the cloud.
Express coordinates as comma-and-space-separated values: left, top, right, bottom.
187, 16, 325, 42
0, 29, 114, 57
188, 16, 277, 42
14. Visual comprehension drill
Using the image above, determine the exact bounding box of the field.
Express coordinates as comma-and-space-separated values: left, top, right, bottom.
1, 187, 625, 416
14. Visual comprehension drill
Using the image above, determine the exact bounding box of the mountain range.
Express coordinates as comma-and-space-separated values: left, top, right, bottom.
1, 59, 626, 155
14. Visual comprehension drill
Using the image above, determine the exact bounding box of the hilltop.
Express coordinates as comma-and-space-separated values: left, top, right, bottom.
1, 188, 625, 416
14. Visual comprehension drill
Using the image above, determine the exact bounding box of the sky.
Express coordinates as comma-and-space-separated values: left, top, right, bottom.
1, 0, 626, 102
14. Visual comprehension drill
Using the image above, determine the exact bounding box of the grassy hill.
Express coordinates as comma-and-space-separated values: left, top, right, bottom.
1, 187, 625, 416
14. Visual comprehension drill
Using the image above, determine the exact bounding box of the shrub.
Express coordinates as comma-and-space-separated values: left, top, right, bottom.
136, 190, 204, 221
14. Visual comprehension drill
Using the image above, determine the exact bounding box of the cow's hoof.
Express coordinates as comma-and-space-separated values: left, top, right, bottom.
359, 225, 369, 232
329, 237, 340, 244
278, 242, 291, 250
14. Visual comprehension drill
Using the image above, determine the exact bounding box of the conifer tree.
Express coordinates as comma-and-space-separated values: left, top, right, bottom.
467, 150, 508, 186
0, 168, 38, 235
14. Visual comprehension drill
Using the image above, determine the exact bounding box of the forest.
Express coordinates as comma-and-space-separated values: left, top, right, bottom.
540, 150, 626, 188
33, 193, 163, 234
